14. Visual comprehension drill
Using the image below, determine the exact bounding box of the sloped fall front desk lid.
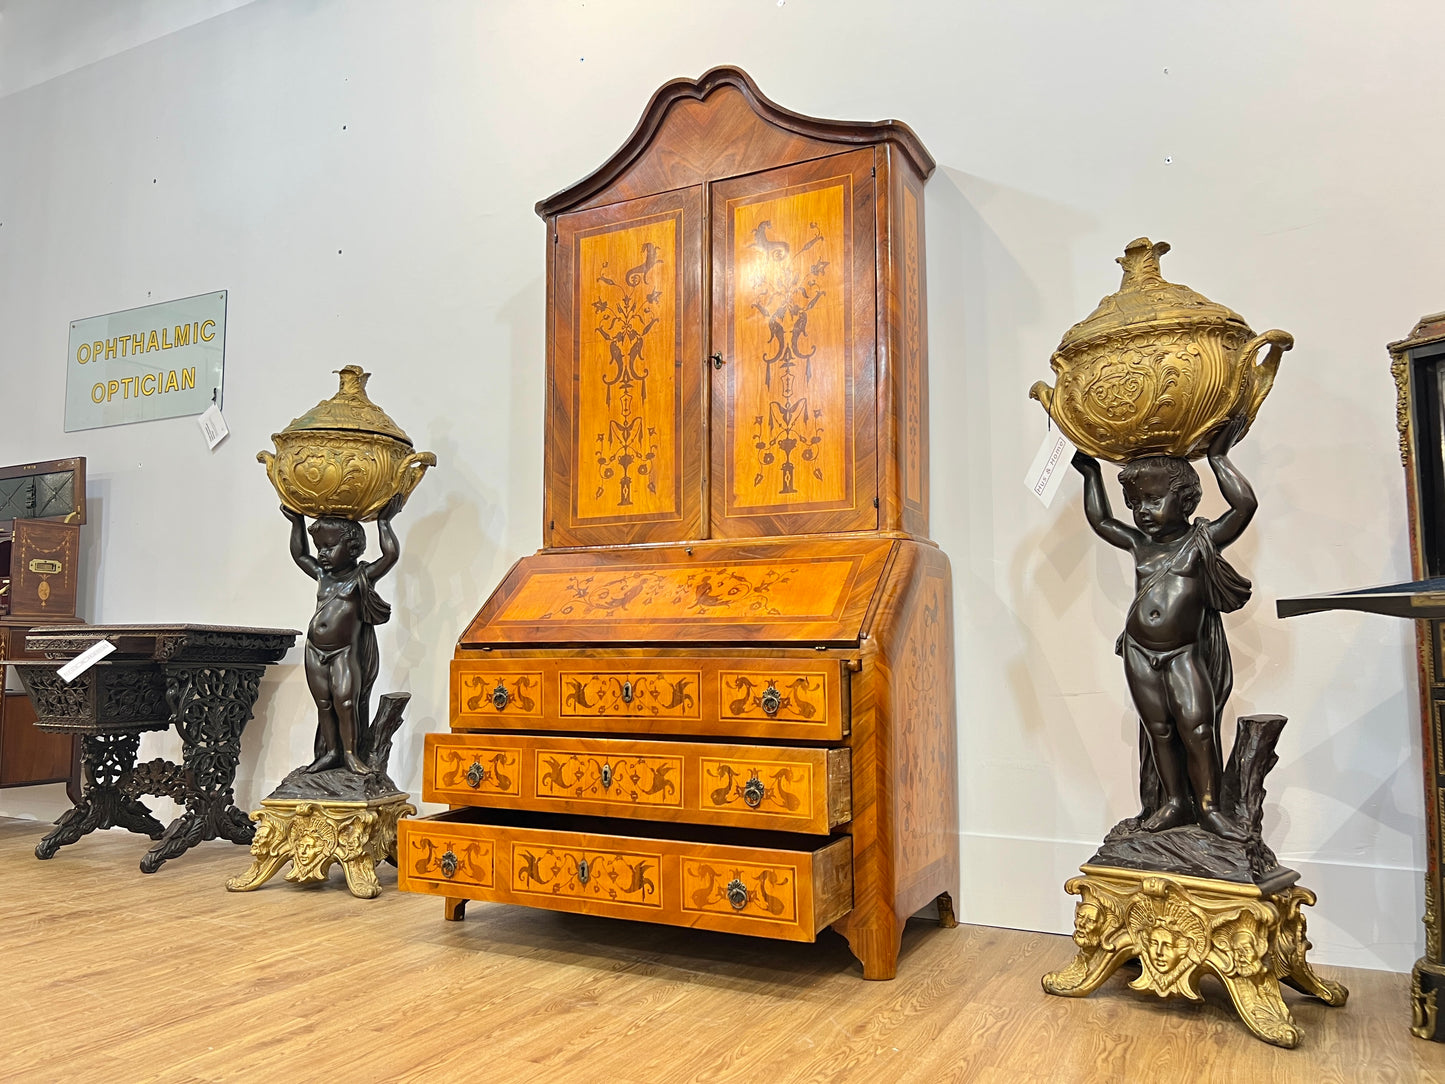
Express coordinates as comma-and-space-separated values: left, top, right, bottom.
458, 538, 897, 648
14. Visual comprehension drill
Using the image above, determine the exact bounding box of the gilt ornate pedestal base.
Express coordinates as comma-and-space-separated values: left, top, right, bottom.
1042, 865, 1347, 1049
226, 794, 415, 899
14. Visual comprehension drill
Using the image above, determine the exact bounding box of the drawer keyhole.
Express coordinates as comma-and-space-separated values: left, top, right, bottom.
465, 760, 487, 789
440, 849, 458, 879
578, 858, 591, 885
742, 776, 765, 808
621, 680, 634, 704
760, 683, 782, 716
726, 878, 749, 911
600, 764, 613, 789
491, 682, 510, 710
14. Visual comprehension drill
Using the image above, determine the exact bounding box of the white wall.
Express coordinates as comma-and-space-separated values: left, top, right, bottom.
1, 0, 1440, 973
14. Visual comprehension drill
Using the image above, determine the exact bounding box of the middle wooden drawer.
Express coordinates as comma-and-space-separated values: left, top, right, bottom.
424, 731, 851, 834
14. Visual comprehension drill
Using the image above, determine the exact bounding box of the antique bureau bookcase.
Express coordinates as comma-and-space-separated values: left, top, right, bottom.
398, 68, 958, 979
0, 457, 84, 797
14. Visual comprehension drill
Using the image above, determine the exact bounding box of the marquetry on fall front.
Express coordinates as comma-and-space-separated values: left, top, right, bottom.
395, 67, 958, 981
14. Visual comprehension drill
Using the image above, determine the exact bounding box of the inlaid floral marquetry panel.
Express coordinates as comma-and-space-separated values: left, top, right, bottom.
511, 844, 662, 907
533, 748, 684, 807
683, 859, 799, 923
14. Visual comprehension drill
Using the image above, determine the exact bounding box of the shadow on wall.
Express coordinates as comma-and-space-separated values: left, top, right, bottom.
927, 166, 1110, 840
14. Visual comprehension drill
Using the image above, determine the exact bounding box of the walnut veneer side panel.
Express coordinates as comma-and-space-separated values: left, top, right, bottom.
546, 188, 704, 547
877, 148, 931, 539
710, 149, 879, 538
832, 540, 958, 978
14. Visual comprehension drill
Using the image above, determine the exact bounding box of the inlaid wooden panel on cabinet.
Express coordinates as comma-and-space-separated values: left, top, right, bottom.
546, 187, 705, 548
711, 149, 878, 538
426, 731, 851, 832
398, 809, 853, 941
451, 652, 848, 740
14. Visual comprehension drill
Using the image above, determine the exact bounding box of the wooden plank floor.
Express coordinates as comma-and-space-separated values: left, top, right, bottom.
2, 817, 1442, 1083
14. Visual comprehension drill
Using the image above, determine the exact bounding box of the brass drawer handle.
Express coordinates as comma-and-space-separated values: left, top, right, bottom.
726, 878, 749, 910
578, 858, 591, 885
743, 776, 765, 809
621, 680, 634, 704
491, 682, 510, 710
600, 764, 613, 789
465, 760, 487, 789
440, 849, 458, 879
760, 683, 781, 716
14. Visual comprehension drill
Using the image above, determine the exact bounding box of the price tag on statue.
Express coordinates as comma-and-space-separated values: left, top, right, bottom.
197, 403, 229, 449
1024, 428, 1077, 507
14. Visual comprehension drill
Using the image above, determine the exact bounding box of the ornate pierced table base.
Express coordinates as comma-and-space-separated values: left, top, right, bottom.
1042, 865, 1347, 1049
15, 624, 299, 871
226, 794, 415, 899
35, 731, 166, 859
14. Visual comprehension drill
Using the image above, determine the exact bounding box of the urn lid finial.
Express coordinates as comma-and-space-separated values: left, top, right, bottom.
275, 364, 413, 445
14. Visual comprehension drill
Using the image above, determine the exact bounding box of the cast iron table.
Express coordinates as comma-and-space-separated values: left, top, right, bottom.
13, 624, 298, 871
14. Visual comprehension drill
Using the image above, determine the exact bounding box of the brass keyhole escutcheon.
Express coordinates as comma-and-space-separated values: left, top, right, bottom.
726, 878, 749, 910
600, 764, 613, 790
743, 776, 765, 808
440, 849, 459, 878
491, 682, 510, 710
760, 683, 782, 716
621, 680, 633, 704
710, 352, 725, 369
466, 760, 487, 789
578, 858, 590, 885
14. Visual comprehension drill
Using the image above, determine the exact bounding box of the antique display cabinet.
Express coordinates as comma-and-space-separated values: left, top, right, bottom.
0, 457, 84, 797
397, 68, 958, 979
1278, 312, 1445, 1039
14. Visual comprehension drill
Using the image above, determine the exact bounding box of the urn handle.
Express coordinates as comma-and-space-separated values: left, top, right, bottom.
1238, 328, 1294, 427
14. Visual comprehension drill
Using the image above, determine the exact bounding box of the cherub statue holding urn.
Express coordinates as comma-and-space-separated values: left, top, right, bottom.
229, 365, 434, 899
1030, 239, 1346, 1048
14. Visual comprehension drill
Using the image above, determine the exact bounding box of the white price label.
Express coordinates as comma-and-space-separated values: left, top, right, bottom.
57, 639, 116, 683
1024, 428, 1077, 507
197, 403, 229, 449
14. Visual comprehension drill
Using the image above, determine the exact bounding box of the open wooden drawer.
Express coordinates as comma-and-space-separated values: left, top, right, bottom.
397, 808, 853, 942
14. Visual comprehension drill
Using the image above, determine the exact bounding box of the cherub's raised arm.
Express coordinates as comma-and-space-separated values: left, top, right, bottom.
283, 506, 321, 580
1205, 417, 1257, 549
1071, 452, 1142, 551
365, 493, 405, 581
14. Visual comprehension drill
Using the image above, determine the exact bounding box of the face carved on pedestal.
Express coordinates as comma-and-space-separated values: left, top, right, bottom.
1073, 903, 1104, 949
1147, 924, 1185, 974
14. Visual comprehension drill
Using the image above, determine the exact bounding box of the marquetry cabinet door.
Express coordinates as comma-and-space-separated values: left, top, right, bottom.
546, 187, 705, 547
709, 149, 879, 538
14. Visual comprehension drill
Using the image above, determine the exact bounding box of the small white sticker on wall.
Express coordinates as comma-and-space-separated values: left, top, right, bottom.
1024, 428, 1078, 507
57, 639, 116, 683
197, 403, 229, 449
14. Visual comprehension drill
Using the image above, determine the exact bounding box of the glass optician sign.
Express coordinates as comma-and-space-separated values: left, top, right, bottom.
65, 291, 226, 431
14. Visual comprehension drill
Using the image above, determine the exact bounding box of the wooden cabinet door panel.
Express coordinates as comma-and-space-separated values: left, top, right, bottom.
547, 187, 704, 546
710, 150, 878, 537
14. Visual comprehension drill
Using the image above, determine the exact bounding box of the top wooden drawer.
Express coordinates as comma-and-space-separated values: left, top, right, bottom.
451, 655, 846, 740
